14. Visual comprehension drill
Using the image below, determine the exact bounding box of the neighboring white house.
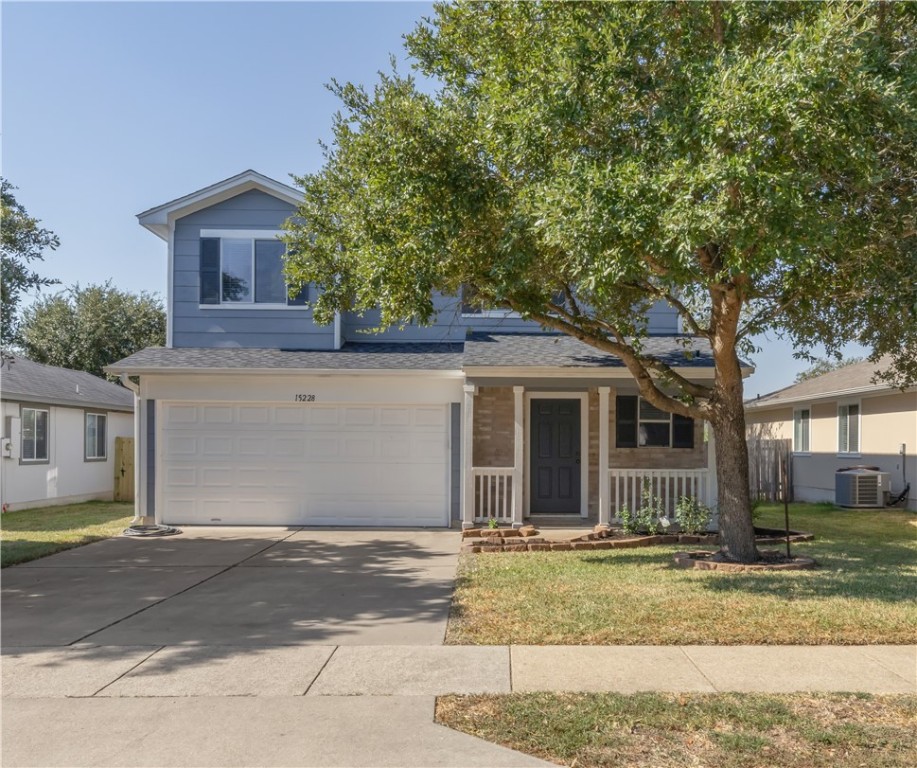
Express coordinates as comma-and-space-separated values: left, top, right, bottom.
746, 359, 916, 511
1, 356, 134, 511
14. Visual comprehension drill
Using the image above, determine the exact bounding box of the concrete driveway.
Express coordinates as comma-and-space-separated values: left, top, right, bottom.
2, 528, 551, 767
2, 527, 461, 647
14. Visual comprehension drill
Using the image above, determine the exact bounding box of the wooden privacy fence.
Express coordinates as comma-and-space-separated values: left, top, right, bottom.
747, 437, 792, 502
113, 437, 135, 502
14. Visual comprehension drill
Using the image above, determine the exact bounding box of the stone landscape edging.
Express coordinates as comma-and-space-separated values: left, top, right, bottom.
460, 526, 814, 554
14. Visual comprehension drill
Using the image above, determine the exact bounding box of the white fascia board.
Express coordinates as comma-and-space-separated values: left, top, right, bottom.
0, 394, 133, 413
137, 170, 302, 241
746, 383, 903, 410
102, 366, 465, 378
461, 365, 743, 380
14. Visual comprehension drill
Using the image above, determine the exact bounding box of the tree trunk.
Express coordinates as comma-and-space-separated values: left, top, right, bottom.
711, 386, 759, 563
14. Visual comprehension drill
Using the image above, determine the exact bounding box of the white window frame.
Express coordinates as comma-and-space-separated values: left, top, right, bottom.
199, 229, 300, 309
459, 284, 521, 319
637, 397, 673, 447
793, 407, 811, 454
837, 400, 861, 456
85, 412, 107, 461
21, 406, 50, 463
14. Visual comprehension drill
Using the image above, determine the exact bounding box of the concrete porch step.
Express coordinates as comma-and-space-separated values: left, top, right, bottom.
525, 515, 595, 528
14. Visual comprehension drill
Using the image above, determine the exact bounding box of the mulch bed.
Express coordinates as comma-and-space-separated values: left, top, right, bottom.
673, 549, 819, 571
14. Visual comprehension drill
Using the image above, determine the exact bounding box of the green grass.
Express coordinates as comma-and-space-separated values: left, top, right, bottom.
436, 692, 917, 768
446, 503, 917, 645
1, 502, 133, 567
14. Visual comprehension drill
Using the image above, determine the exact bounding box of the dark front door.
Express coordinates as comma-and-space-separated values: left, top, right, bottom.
530, 399, 581, 514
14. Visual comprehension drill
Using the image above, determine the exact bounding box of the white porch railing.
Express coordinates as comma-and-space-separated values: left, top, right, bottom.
609, 468, 713, 517
471, 467, 514, 523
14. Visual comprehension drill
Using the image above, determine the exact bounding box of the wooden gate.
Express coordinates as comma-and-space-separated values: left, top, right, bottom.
747, 437, 792, 502
114, 437, 135, 502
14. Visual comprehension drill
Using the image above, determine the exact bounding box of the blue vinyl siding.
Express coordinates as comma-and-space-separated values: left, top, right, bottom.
171, 190, 678, 348
342, 294, 678, 343
171, 190, 333, 350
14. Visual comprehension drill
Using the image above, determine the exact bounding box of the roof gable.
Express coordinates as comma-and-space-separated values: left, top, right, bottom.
137, 170, 302, 240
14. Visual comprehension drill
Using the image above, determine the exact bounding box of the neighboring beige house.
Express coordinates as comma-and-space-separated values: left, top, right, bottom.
1, 356, 134, 511
745, 359, 916, 511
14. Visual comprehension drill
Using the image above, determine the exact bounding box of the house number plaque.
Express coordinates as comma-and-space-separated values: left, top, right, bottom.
294, 394, 317, 402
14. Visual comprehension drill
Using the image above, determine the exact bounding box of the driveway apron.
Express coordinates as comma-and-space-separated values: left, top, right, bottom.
2, 528, 553, 767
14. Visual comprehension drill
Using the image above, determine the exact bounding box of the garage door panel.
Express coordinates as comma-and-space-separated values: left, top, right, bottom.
161, 403, 450, 527
203, 406, 234, 424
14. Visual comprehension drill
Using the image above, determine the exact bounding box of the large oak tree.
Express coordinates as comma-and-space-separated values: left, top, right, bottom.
19, 282, 165, 380
284, 1, 917, 562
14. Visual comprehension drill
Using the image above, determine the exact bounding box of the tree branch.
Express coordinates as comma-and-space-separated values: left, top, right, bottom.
508, 299, 713, 418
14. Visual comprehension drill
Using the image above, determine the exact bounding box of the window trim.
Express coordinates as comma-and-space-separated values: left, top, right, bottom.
837, 399, 862, 456
199, 229, 300, 308
84, 411, 108, 462
20, 405, 50, 465
793, 407, 811, 454
459, 285, 521, 319
615, 395, 694, 449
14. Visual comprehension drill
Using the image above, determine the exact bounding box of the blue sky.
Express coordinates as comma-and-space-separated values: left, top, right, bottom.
3, 1, 864, 395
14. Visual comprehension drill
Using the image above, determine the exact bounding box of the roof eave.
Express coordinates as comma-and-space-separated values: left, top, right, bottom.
746, 382, 905, 410
1, 392, 134, 412
103, 365, 465, 378
137, 170, 302, 242
462, 364, 753, 379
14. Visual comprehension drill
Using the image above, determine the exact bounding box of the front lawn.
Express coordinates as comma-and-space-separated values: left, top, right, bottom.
1, 502, 133, 567
446, 504, 917, 645
436, 692, 917, 768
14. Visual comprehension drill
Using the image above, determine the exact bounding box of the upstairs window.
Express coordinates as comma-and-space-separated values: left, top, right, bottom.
615, 395, 694, 449
21, 407, 49, 462
85, 413, 107, 461
199, 233, 307, 306
838, 403, 860, 454
794, 408, 811, 453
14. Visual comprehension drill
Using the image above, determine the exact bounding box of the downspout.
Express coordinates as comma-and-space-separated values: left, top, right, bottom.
119, 374, 152, 526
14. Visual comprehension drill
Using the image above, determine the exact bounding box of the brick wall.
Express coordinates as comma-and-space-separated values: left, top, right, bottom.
473, 386, 514, 467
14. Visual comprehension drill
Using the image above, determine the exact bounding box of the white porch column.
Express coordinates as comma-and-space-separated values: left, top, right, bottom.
512, 386, 524, 528
462, 384, 477, 529
598, 386, 611, 528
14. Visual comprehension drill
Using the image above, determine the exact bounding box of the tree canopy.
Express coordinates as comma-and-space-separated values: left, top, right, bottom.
19, 282, 165, 379
1, 179, 60, 346
284, 1, 917, 561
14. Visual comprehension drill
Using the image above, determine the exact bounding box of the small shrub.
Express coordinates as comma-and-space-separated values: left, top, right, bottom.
619, 505, 639, 535
637, 479, 665, 534
675, 496, 712, 534
487, 517, 499, 530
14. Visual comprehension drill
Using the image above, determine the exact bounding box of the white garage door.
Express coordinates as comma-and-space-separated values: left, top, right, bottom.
160, 402, 450, 527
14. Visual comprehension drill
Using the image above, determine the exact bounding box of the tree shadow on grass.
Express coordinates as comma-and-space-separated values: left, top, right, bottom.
578, 538, 917, 604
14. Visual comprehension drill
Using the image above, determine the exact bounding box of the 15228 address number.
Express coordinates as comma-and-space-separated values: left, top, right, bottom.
294, 394, 316, 402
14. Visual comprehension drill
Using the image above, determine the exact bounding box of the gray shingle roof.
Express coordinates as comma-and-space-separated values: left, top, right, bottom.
463, 333, 718, 369
747, 357, 898, 408
1, 356, 134, 411
106, 343, 466, 373
106, 334, 723, 374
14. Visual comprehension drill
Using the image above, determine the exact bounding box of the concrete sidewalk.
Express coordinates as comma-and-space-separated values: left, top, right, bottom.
4, 644, 914, 698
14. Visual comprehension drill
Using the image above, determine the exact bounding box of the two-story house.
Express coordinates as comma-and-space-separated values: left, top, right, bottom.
108, 170, 739, 529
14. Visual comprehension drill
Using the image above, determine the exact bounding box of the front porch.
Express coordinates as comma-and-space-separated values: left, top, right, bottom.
462, 384, 717, 529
